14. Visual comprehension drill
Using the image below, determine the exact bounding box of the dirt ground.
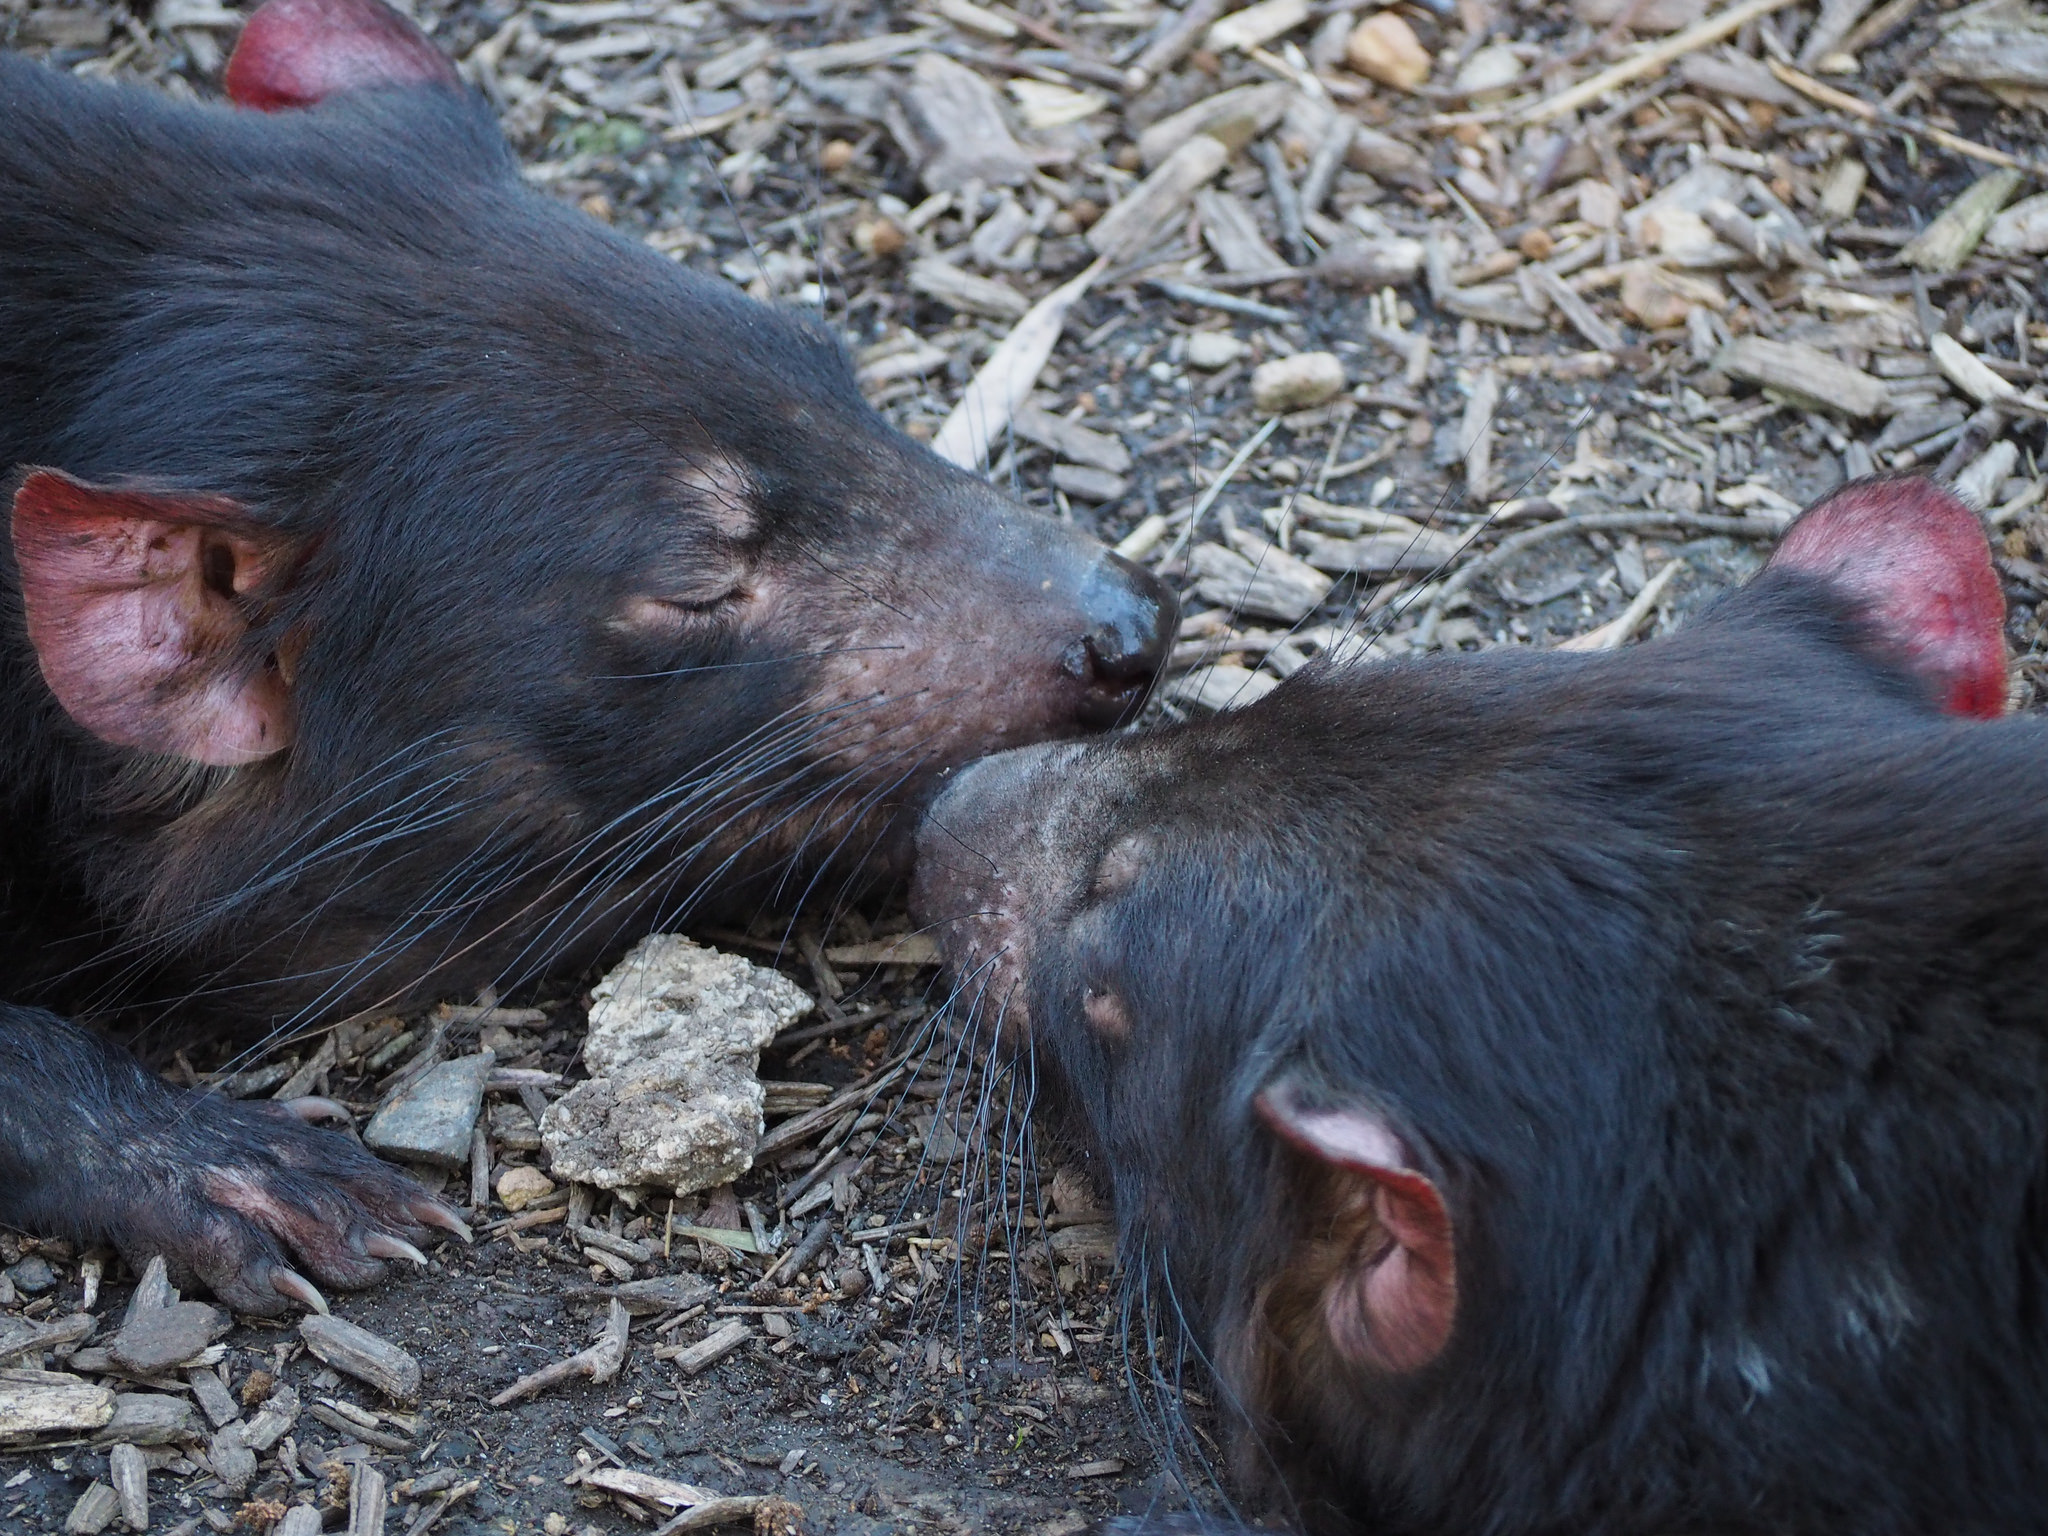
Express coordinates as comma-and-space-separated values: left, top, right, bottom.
3, 0, 2045, 1529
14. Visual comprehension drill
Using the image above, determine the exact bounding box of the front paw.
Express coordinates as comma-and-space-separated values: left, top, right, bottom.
108, 1095, 469, 1316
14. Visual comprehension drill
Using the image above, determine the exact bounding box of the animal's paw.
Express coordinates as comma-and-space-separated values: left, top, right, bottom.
102, 1094, 468, 1317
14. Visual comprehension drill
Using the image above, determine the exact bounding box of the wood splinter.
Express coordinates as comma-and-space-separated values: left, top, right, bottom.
489, 1299, 630, 1407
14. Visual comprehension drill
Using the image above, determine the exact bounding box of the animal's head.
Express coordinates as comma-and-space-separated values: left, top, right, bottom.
6, 0, 1174, 1018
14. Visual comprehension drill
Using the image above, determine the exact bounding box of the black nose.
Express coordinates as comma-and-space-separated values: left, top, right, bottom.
1063, 551, 1178, 726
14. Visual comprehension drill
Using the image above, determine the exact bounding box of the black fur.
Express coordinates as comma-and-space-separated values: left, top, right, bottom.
0, 54, 1171, 1305
917, 571, 2048, 1535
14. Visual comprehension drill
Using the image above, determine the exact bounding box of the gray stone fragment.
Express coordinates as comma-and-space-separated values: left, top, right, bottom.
541, 935, 812, 1196
364, 1051, 495, 1167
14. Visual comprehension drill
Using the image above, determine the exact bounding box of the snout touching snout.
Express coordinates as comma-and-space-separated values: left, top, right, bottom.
1066, 552, 1175, 729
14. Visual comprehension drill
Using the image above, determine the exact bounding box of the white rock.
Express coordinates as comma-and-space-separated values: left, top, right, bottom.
1186, 332, 1249, 370
542, 937, 812, 1195
1250, 351, 1346, 413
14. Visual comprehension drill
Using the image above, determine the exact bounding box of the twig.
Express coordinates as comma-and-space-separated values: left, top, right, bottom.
1412, 510, 1785, 648
1766, 61, 2048, 181
1517, 0, 1804, 124
489, 1300, 630, 1407
1556, 558, 1688, 651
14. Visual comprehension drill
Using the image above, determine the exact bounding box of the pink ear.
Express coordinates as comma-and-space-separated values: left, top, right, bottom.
224, 0, 459, 111
1765, 475, 2007, 719
11, 470, 300, 766
1256, 1080, 1457, 1373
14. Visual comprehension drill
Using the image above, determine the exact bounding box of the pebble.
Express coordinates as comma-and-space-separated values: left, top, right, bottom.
364, 1051, 495, 1168
1346, 12, 1431, 90
496, 1164, 557, 1211
1250, 351, 1346, 413
1186, 331, 1249, 369
7, 1255, 57, 1295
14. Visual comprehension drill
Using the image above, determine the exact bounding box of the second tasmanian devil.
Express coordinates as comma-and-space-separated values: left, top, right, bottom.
914, 476, 2048, 1535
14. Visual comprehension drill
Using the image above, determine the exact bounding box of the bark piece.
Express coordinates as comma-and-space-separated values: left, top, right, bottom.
655, 1317, 751, 1375
908, 256, 1030, 320
1715, 337, 1889, 417
889, 52, 1032, 192
0, 1371, 115, 1436
1012, 402, 1132, 473
1136, 82, 1292, 168
1090, 135, 1231, 263
299, 1315, 422, 1402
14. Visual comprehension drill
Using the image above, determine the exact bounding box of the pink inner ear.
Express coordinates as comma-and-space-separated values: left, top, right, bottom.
11, 470, 297, 766
1766, 475, 2007, 719
224, 0, 460, 111
1256, 1082, 1459, 1373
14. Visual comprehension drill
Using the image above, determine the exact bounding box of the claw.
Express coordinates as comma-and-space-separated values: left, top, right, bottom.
271, 1267, 330, 1315
281, 1095, 352, 1124
413, 1198, 473, 1245
364, 1232, 430, 1267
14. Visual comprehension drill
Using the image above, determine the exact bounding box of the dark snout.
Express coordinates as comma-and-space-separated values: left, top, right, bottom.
1064, 549, 1176, 728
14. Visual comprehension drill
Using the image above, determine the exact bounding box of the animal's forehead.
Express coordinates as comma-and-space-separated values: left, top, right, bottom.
671, 455, 757, 540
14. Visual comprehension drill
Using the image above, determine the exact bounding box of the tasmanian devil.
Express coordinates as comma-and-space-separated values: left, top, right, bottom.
913, 475, 2048, 1535
0, 0, 1173, 1314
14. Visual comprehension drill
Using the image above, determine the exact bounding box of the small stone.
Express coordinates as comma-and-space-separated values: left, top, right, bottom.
819, 139, 855, 173
852, 217, 906, 258
1250, 351, 1345, 413
1454, 43, 1522, 97
363, 1051, 495, 1168
300, 1315, 422, 1402
7, 1255, 57, 1295
1186, 331, 1248, 369
497, 1165, 557, 1212
1517, 228, 1556, 260
1346, 12, 1431, 90
1576, 179, 1623, 229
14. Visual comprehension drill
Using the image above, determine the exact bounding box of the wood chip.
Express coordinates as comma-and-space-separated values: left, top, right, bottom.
1714, 336, 1889, 418
108, 1442, 147, 1533
891, 51, 1033, 192
0, 1370, 115, 1436
1899, 168, 2025, 273
906, 257, 1031, 320
1089, 134, 1231, 263
299, 1315, 423, 1403
934, 260, 1103, 469
656, 1318, 751, 1375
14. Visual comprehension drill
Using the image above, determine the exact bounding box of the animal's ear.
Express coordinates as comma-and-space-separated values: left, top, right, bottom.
1255, 1077, 1457, 1373
11, 470, 301, 766
1765, 474, 2007, 719
224, 0, 460, 111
